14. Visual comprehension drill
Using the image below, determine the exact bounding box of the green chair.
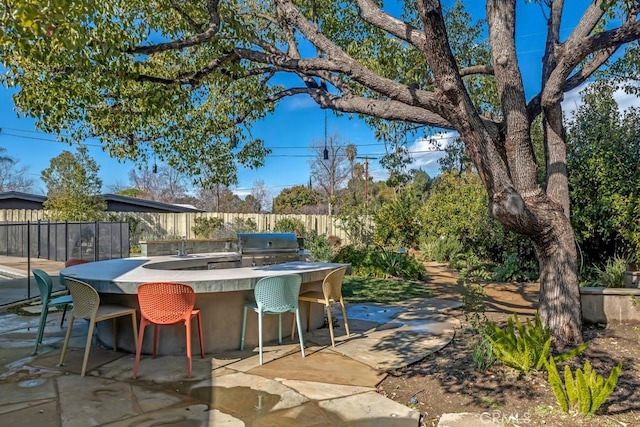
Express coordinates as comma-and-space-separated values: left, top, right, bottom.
32, 269, 74, 355
240, 274, 305, 365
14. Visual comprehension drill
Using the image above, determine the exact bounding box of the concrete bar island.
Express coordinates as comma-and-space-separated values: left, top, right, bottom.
61, 255, 349, 355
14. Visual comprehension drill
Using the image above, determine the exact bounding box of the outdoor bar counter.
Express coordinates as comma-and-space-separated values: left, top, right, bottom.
61, 254, 349, 355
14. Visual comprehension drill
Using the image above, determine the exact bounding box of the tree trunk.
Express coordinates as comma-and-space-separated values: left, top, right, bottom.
527, 198, 583, 347
489, 184, 583, 348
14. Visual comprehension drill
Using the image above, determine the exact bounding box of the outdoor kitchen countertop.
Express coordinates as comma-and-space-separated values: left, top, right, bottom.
60, 254, 349, 294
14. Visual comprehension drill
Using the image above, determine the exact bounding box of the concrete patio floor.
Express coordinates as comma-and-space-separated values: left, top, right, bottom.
0, 257, 480, 426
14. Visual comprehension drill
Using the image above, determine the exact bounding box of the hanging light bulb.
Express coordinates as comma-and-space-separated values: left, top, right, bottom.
323, 109, 329, 160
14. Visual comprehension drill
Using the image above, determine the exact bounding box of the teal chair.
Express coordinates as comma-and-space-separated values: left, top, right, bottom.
240, 274, 305, 365
32, 269, 74, 355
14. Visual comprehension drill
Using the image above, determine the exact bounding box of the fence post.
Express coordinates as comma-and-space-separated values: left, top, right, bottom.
94, 221, 99, 262
37, 220, 41, 258
64, 221, 68, 262
27, 220, 31, 299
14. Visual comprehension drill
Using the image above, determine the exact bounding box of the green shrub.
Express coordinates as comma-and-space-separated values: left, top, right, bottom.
493, 252, 538, 283
274, 217, 306, 237
591, 254, 631, 288
377, 248, 426, 280
305, 230, 333, 262
336, 204, 374, 246
332, 245, 425, 280
462, 281, 488, 333
228, 217, 257, 234
192, 217, 224, 238
373, 187, 422, 249
471, 337, 496, 371
545, 357, 622, 415
485, 314, 588, 373
107, 213, 143, 246
421, 236, 464, 263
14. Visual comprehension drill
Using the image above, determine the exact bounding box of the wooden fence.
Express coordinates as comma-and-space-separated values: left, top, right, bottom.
0, 210, 356, 245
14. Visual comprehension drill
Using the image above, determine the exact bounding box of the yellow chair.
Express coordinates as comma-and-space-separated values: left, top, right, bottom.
58, 277, 138, 377
292, 266, 350, 347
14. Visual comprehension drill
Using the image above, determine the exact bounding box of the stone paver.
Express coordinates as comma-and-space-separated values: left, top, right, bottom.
318, 391, 421, 426
0, 377, 56, 407
103, 404, 243, 427
247, 350, 385, 387
0, 400, 59, 427
281, 379, 372, 400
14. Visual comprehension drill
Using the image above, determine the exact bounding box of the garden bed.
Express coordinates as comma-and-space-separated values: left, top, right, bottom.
377, 263, 640, 426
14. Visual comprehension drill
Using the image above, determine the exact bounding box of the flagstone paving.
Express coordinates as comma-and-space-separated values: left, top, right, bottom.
0, 257, 474, 426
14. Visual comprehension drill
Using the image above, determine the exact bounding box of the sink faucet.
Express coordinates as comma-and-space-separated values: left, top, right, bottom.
176, 236, 189, 256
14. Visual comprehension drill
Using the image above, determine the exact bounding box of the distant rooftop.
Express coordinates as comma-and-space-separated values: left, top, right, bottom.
0, 191, 204, 213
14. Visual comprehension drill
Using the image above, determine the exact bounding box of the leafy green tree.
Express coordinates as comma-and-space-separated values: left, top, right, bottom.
421, 171, 532, 265
239, 194, 261, 213
566, 81, 640, 265
41, 145, 106, 220
4, 0, 640, 344
409, 169, 432, 202
273, 185, 321, 214
373, 186, 422, 249
439, 137, 471, 175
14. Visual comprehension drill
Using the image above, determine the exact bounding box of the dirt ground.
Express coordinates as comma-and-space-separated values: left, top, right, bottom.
377, 263, 640, 426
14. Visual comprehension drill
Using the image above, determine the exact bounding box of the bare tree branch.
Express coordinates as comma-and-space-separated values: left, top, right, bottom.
269, 86, 453, 128
235, 47, 444, 112
460, 65, 494, 77
542, 7, 640, 107
355, 0, 428, 54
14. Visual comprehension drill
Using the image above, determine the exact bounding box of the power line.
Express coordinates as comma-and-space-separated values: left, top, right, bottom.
1, 127, 450, 157
0, 131, 105, 147
2, 125, 413, 150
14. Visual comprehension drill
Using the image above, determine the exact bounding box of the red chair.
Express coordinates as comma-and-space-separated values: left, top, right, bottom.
133, 282, 204, 379
59, 259, 90, 327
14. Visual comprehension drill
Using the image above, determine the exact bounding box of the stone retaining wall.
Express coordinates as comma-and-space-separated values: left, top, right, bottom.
580, 287, 640, 324
140, 238, 237, 256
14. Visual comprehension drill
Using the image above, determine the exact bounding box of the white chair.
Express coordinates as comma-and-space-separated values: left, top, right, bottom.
240, 274, 305, 365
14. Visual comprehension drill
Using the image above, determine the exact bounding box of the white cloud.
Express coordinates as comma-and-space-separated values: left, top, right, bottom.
561, 84, 587, 118
368, 166, 389, 182
407, 131, 458, 176
232, 187, 252, 198
561, 80, 640, 119
403, 82, 639, 177
613, 88, 640, 110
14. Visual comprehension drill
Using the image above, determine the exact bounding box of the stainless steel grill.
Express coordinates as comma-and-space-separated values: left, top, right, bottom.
237, 232, 311, 266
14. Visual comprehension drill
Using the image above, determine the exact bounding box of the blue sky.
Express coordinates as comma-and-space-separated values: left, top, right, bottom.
0, 2, 634, 197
